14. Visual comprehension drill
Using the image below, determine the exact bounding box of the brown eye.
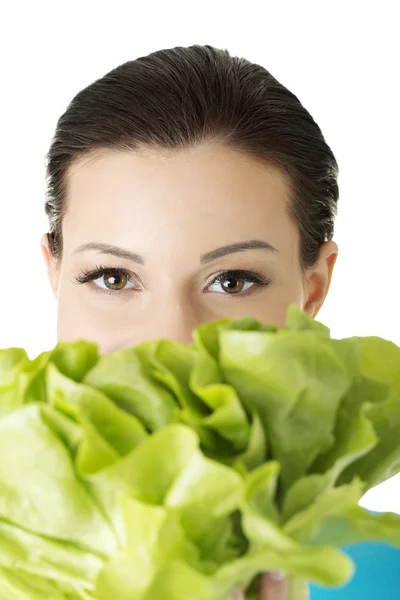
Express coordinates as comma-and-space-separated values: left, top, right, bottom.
206, 269, 272, 297
102, 270, 129, 290
74, 266, 137, 295
220, 277, 246, 294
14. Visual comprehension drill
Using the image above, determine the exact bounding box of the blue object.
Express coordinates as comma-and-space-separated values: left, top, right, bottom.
310, 542, 400, 599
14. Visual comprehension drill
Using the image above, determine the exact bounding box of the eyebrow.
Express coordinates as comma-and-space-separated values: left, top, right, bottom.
73, 239, 278, 266
73, 243, 145, 265
200, 240, 278, 263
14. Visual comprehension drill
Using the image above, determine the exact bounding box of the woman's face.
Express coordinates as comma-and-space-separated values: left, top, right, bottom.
41, 144, 338, 355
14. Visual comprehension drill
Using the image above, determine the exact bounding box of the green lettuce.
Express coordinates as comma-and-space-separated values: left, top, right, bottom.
0, 304, 399, 600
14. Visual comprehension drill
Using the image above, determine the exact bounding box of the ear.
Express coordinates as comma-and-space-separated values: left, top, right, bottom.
303, 240, 338, 319
41, 233, 60, 298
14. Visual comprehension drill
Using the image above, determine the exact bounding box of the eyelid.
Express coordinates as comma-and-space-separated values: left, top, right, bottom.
204, 268, 272, 297
204, 268, 271, 286
73, 265, 143, 291
73, 265, 272, 297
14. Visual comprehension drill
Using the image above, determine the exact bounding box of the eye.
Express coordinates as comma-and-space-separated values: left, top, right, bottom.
73, 266, 138, 294
206, 270, 272, 296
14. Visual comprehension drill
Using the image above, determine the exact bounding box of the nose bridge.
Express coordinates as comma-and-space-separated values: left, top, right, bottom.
154, 310, 196, 344
139, 294, 198, 345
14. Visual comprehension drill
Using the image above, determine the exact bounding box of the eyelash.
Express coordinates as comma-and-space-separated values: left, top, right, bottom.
73, 264, 272, 298
74, 265, 137, 297
209, 269, 272, 297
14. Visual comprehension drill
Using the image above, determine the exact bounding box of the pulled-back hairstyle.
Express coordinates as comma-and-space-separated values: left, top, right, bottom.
44, 44, 339, 270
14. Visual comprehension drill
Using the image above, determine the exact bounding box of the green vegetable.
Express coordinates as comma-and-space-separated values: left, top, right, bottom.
0, 304, 399, 600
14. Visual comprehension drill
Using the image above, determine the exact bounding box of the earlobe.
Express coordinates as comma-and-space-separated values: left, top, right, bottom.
303, 275, 324, 318
303, 241, 339, 318
40, 233, 60, 298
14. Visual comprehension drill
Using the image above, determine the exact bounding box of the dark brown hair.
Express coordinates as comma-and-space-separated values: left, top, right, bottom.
44, 44, 339, 270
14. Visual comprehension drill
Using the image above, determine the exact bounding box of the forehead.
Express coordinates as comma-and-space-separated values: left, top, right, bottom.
63, 145, 299, 260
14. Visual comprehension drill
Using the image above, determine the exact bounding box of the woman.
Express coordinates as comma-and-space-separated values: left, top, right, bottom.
40, 45, 398, 599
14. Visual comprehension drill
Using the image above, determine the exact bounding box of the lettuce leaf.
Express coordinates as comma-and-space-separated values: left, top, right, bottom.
0, 304, 399, 600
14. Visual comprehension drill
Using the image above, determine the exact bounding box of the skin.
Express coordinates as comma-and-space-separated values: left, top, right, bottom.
41, 142, 338, 598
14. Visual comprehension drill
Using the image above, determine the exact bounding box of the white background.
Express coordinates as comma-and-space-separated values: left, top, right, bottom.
0, 1, 399, 512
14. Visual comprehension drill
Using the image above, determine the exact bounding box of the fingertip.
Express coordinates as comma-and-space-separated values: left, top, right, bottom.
260, 572, 288, 600
230, 590, 245, 600
266, 570, 286, 582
